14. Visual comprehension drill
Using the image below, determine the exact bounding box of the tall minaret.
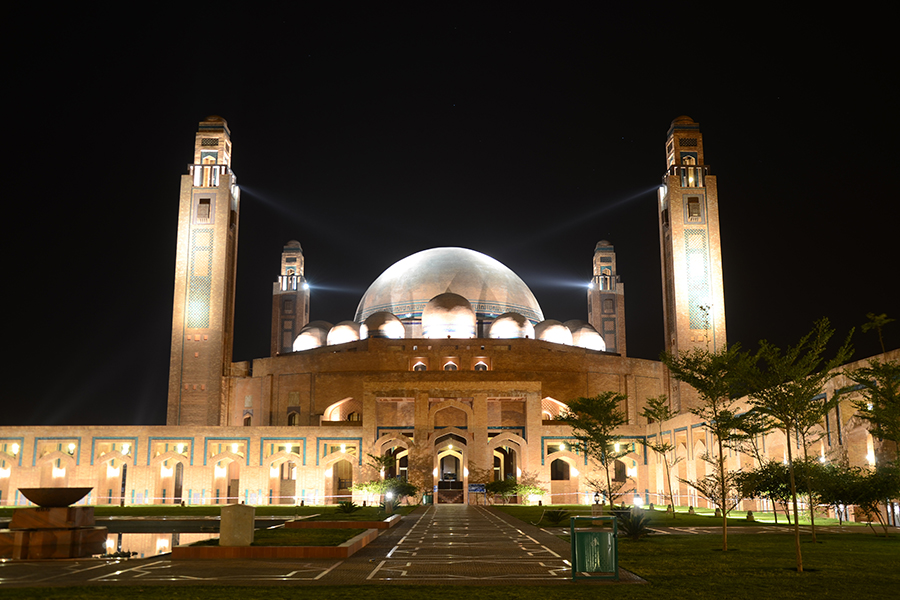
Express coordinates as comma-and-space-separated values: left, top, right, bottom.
167, 116, 240, 426
587, 240, 626, 355
271, 240, 310, 355
658, 116, 727, 411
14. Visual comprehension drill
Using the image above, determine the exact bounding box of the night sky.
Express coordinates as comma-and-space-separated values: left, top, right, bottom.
7, 6, 896, 426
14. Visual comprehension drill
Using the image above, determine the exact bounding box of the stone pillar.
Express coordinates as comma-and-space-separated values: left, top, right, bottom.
220, 503, 255, 546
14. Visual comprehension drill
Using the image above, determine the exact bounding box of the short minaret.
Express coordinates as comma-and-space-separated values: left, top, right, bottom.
271, 240, 309, 355
587, 240, 626, 355
658, 116, 727, 410
167, 116, 240, 426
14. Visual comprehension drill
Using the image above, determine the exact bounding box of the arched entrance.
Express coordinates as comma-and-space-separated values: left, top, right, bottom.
434, 432, 467, 504
332, 459, 353, 501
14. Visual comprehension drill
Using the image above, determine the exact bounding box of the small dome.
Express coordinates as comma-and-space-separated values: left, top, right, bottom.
293, 320, 333, 351
327, 321, 361, 345
204, 115, 227, 123
422, 293, 476, 339
360, 312, 406, 339
489, 312, 535, 339
564, 320, 606, 351
672, 115, 695, 125
535, 320, 573, 345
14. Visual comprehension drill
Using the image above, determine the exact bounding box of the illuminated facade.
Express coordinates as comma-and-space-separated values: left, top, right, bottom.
0, 117, 893, 516
658, 116, 727, 411
167, 116, 241, 427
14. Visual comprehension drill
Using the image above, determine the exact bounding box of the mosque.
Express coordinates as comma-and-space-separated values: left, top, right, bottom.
0, 116, 892, 511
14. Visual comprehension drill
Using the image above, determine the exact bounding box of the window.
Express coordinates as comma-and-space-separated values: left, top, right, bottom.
243, 415, 252, 427
550, 459, 570, 481
474, 362, 488, 371
197, 198, 211, 224
443, 362, 458, 371
413, 362, 427, 371
687, 197, 702, 221
287, 411, 299, 426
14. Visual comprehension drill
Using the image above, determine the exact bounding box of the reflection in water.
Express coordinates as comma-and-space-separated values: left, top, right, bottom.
101, 532, 217, 557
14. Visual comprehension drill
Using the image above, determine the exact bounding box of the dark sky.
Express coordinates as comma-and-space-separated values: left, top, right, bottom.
7, 6, 896, 426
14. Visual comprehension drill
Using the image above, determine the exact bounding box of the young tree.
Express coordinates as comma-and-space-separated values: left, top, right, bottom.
661, 344, 748, 551
514, 470, 548, 505
843, 358, 900, 453
485, 477, 519, 505
853, 462, 900, 536
736, 460, 793, 524
730, 408, 777, 469
639, 395, 683, 517
862, 312, 894, 354
556, 392, 630, 507
744, 318, 853, 571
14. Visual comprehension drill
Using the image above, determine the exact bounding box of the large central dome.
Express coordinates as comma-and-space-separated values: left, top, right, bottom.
354, 247, 544, 325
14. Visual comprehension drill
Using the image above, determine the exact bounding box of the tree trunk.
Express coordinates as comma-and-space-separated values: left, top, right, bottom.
786, 429, 803, 572
717, 435, 728, 552
801, 443, 817, 543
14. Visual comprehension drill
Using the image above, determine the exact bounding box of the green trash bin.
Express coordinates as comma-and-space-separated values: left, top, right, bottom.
422, 493, 433, 505
570, 516, 618, 580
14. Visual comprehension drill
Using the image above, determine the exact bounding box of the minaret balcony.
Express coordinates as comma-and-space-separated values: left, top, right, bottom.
665, 165, 709, 188
189, 163, 237, 188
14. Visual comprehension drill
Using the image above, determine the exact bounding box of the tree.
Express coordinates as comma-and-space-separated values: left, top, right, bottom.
555, 392, 629, 507
661, 344, 748, 551
862, 313, 895, 354
853, 461, 900, 536
730, 408, 777, 469
843, 358, 900, 452
744, 318, 853, 571
737, 460, 793, 524
514, 470, 548, 505
486, 477, 519, 504
351, 477, 419, 508
816, 462, 864, 526
639, 395, 683, 517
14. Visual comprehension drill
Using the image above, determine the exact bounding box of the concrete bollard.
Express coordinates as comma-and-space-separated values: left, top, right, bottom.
220, 504, 255, 547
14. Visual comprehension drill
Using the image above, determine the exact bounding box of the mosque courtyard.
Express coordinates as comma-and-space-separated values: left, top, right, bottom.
0, 504, 897, 599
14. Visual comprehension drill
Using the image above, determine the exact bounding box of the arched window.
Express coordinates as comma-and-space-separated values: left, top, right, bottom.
413, 362, 427, 371
550, 458, 570, 481
474, 361, 488, 371
243, 414, 252, 427
287, 411, 299, 426
443, 362, 458, 371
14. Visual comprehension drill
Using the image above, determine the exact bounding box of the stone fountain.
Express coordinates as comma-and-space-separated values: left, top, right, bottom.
0, 488, 107, 559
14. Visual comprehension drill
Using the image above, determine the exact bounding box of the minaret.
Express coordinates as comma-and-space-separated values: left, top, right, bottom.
587, 240, 626, 355
167, 116, 240, 426
271, 240, 310, 355
658, 116, 727, 410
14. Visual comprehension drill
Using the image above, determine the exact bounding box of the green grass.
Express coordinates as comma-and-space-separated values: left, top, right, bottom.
190, 527, 366, 547
494, 505, 865, 528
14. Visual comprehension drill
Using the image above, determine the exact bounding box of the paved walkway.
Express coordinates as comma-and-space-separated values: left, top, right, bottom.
0, 505, 641, 588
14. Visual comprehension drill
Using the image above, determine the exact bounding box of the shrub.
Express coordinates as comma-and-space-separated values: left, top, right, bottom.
616, 509, 652, 541
337, 501, 361, 514
544, 509, 571, 525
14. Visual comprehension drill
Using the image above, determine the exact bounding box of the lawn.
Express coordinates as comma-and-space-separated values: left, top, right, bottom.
190, 527, 366, 547
492, 504, 866, 528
